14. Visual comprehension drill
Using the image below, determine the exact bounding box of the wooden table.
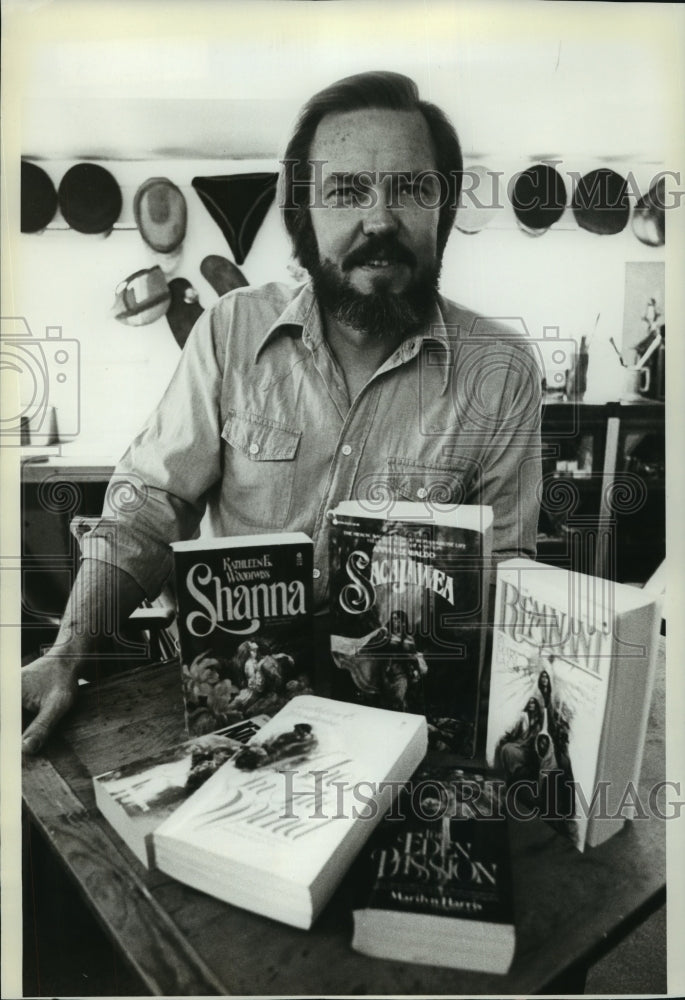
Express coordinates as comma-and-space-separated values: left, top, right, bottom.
22, 643, 666, 996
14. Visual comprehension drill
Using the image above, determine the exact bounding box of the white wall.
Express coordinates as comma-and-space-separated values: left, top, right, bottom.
14, 159, 297, 458
14, 156, 665, 459
6, 0, 675, 459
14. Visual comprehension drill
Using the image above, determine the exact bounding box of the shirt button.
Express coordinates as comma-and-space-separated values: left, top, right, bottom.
341, 444, 352, 456
249, 442, 260, 455
416, 487, 428, 499
313, 568, 321, 579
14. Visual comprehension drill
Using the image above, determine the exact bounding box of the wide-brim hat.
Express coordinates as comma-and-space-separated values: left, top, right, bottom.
21, 161, 58, 233
572, 168, 630, 235
511, 164, 567, 236
632, 176, 665, 247
112, 266, 171, 326
58, 162, 122, 234
134, 177, 187, 253
455, 165, 499, 234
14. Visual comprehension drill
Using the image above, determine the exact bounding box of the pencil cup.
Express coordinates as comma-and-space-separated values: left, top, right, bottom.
620, 366, 650, 402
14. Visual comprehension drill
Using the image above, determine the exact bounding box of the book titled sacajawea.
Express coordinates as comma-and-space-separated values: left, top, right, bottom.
328, 502, 493, 756
485, 558, 662, 850
153, 695, 428, 929
171, 533, 314, 735
352, 762, 515, 973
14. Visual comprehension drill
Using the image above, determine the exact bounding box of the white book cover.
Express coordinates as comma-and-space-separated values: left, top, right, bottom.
154, 695, 428, 926
485, 559, 659, 850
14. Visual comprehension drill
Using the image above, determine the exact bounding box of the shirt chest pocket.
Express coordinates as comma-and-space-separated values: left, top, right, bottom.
221, 410, 302, 529
385, 457, 471, 508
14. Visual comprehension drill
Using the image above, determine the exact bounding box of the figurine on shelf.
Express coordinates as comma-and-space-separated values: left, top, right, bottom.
633, 298, 665, 401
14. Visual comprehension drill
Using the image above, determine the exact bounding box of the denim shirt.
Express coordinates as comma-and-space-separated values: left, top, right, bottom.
84, 281, 542, 611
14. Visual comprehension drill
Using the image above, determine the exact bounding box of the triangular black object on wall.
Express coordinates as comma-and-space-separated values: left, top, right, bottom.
192, 173, 278, 265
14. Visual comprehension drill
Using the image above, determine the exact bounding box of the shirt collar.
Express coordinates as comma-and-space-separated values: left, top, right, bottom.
254, 283, 321, 362
254, 281, 453, 391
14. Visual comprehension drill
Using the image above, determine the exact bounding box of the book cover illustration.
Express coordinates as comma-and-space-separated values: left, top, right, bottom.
352, 763, 515, 972
98, 717, 268, 819
485, 564, 615, 850
172, 533, 314, 735
158, 699, 418, 856
93, 716, 268, 866
361, 766, 512, 921
153, 695, 427, 927
329, 510, 491, 756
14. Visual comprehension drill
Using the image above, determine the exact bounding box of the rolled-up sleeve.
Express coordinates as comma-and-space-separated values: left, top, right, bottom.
81, 307, 226, 598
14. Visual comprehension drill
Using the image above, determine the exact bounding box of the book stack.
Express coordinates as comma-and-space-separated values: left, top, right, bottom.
152, 695, 427, 928
93, 716, 268, 868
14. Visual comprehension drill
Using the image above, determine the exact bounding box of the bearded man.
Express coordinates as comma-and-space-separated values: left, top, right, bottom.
22, 71, 542, 752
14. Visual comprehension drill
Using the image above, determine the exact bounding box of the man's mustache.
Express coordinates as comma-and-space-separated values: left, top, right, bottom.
342, 237, 417, 272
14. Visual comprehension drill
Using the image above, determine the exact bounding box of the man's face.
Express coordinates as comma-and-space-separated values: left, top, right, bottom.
304, 108, 442, 338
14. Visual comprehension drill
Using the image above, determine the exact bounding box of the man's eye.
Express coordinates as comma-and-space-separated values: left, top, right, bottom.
397, 180, 422, 200
398, 178, 436, 202
328, 187, 362, 207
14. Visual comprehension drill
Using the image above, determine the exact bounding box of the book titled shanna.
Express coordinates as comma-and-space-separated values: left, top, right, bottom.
171, 533, 315, 735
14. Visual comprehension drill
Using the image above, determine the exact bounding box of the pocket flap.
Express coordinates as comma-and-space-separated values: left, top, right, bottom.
387, 458, 469, 504
222, 410, 301, 461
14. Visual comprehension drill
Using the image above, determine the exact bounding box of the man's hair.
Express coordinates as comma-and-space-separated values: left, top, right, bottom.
281, 71, 463, 263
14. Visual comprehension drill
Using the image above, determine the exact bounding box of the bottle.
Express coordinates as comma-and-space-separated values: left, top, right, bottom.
575, 336, 588, 401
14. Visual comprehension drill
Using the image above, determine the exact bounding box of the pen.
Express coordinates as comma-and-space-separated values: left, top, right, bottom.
609, 337, 627, 367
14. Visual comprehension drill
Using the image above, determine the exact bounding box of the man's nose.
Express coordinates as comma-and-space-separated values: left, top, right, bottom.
361, 192, 399, 236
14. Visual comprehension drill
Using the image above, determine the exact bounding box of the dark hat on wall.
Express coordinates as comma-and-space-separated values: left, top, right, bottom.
166, 278, 204, 350
632, 176, 665, 247
21, 161, 58, 233
112, 266, 171, 326
511, 164, 567, 236
572, 168, 630, 236
200, 255, 249, 297
58, 162, 122, 234
191, 173, 278, 265
134, 177, 187, 253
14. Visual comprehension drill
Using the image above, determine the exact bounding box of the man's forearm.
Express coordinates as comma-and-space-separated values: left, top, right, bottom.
22, 560, 149, 752
50, 559, 147, 668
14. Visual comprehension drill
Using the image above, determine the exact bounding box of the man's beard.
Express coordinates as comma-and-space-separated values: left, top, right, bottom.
298, 229, 441, 340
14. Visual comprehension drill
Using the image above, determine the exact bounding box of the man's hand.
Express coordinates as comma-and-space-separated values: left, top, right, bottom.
20, 560, 147, 754
21, 654, 80, 754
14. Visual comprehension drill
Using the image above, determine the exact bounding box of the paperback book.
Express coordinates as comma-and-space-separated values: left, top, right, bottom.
352, 760, 515, 973
485, 558, 661, 850
93, 716, 268, 868
328, 502, 493, 756
171, 532, 314, 735
153, 694, 428, 929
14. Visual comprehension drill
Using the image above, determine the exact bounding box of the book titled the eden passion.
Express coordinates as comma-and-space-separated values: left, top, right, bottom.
328, 502, 493, 756
171, 533, 314, 736
351, 760, 515, 973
